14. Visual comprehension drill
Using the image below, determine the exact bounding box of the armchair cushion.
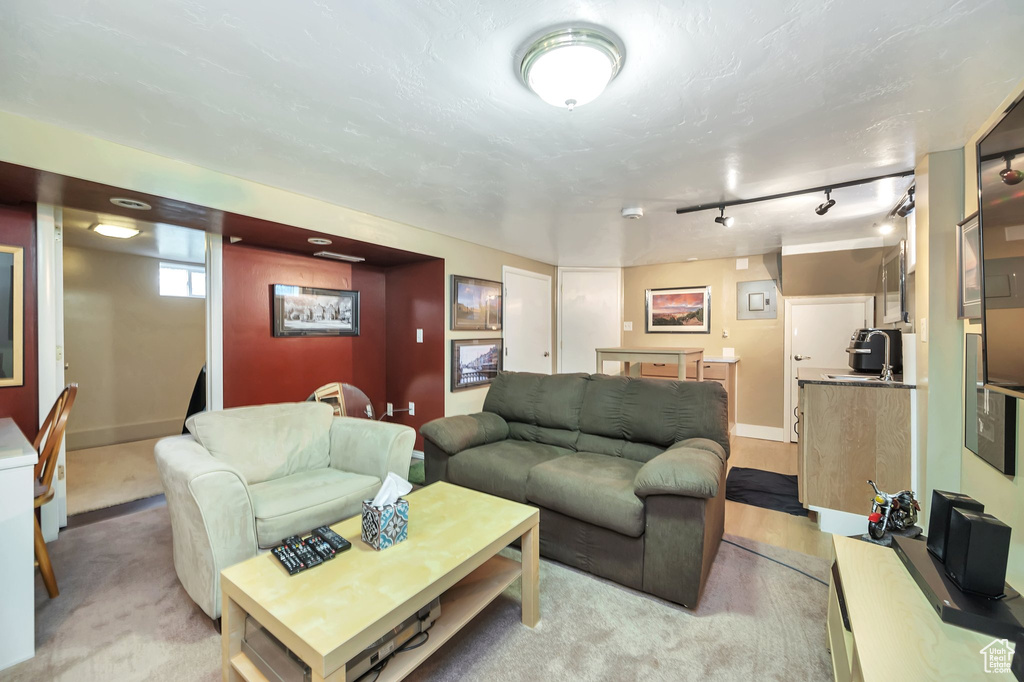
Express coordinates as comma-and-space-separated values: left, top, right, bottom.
420, 412, 509, 456
633, 440, 726, 500
185, 402, 334, 484
248, 468, 380, 548
526, 452, 645, 537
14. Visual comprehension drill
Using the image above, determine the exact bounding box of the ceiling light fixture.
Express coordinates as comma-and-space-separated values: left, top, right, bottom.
92, 223, 140, 239
520, 28, 624, 110
714, 206, 734, 228
621, 207, 644, 220
109, 197, 152, 211
895, 187, 916, 217
1001, 154, 1024, 186
308, 237, 333, 246
314, 250, 365, 263
814, 189, 836, 215
877, 222, 894, 235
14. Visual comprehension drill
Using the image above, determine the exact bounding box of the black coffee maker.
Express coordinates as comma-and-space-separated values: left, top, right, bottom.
846, 328, 902, 375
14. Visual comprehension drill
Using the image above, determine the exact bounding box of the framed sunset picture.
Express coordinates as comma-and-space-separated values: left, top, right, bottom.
645, 286, 711, 333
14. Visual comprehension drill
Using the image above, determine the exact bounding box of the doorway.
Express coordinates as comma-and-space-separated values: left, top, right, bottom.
558, 267, 621, 374
783, 296, 874, 442
503, 266, 552, 374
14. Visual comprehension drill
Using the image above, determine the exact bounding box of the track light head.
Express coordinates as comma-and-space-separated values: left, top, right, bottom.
895, 187, 915, 217
1002, 155, 1024, 186
815, 189, 835, 216
714, 206, 734, 228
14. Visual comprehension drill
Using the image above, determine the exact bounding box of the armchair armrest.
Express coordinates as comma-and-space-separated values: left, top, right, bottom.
420, 412, 509, 456
634, 439, 727, 500
154, 435, 257, 620
329, 417, 415, 482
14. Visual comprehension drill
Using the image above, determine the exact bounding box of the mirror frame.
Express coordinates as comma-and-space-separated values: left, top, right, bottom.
0, 244, 24, 388
881, 240, 908, 324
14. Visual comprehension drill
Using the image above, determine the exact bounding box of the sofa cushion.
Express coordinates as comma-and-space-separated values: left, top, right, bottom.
186, 402, 335, 484
576, 432, 664, 464
447, 440, 571, 503
507, 422, 580, 450
248, 468, 380, 548
526, 452, 645, 537
483, 372, 589, 431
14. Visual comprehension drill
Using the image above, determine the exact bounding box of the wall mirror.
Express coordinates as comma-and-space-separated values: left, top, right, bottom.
881, 240, 908, 324
0, 244, 24, 387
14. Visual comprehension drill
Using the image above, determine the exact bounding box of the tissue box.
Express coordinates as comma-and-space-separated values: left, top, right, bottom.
361, 498, 409, 550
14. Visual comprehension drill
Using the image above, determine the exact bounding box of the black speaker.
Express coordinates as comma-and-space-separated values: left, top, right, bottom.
944, 508, 1012, 598
927, 490, 985, 562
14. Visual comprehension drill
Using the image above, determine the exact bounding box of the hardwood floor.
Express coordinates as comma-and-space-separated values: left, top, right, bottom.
723, 436, 833, 559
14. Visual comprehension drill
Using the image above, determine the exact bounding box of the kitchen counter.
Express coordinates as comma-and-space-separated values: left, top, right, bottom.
797, 367, 916, 390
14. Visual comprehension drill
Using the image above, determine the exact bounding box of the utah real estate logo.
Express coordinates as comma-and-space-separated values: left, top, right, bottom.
980, 638, 1015, 674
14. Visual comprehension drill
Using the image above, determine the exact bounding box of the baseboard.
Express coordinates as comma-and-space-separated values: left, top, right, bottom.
733, 424, 786, 442
67, 419, 183, 451
412, 449, 424, 460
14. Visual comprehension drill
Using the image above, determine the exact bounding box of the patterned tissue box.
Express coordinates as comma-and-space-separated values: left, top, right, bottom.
361, 498, 409, 550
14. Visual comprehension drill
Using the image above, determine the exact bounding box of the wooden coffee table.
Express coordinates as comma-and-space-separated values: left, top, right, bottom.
220, 481, 540, 682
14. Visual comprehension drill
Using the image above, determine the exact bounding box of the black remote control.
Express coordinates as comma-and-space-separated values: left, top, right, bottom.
305, 534, 336, 561
312, 526, 352, 553
272, 545, 304, 575
284, 535, 323, 568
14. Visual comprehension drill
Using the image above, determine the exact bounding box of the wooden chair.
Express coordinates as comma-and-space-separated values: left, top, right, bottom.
32, 383, 78, 598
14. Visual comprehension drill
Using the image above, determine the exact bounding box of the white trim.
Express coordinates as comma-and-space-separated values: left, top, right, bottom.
809, 506, 867, 536
411, 449, 424, 460
501, 265, 553, 374
556, 266, 622, 374
733, 424, 786, 442
781, 237, 884, 256
205, 235, 224, 411
783, 295, 874, 444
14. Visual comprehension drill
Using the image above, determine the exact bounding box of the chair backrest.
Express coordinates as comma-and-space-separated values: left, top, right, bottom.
33, 383, 78, 496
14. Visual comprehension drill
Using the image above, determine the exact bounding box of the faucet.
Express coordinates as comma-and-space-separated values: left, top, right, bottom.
865, 330, 895, 382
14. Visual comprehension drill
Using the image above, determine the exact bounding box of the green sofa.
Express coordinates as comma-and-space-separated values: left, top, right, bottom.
420, 371, 730, 608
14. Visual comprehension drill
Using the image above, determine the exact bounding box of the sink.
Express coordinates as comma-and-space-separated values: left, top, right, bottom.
822, 373, 882, 382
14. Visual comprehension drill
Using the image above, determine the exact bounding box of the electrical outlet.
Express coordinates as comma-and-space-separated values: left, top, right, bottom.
623, 321, 633, 331
58, 464, 65, 480
386, 402, 394, 417
416, 329, 423, 343
409, 402, 415, 416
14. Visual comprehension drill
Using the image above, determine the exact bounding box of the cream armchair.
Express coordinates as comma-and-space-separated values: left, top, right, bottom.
155, 402, 415, 619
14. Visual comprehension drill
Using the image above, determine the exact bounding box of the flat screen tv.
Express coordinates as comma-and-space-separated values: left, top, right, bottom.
978, 93, 1024, 399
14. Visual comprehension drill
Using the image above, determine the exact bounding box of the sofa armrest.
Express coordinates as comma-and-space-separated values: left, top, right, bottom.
634, 441, 726, 500
420, 413, 509, 456
154, 435, 257, 620
329, 417, 415, 482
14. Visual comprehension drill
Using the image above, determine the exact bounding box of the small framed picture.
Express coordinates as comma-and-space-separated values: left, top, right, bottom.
451, 276, 502, 331
645, 286, 711, 333
451, 338, 502, 391
272, 284, 359, 337
957, 212, 981, 320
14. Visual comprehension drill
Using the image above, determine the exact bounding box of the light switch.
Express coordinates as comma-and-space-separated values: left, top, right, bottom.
722, 328, 730, 338
623, 321, 633, 331
416, 329, 423, 343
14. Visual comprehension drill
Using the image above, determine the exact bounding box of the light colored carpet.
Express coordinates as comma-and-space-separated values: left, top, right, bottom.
6, 505, 831, 682
66, 438, 166, 515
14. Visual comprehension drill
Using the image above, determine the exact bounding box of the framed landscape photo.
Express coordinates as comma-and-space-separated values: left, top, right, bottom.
645, 286, 711, 333
451, 276, 502, 331
272, 284, 359, 337
957, 212, 981, 320
451, 338, 502, 391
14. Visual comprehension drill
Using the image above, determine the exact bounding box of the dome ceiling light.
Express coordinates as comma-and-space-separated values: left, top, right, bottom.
520, 28, 624, 110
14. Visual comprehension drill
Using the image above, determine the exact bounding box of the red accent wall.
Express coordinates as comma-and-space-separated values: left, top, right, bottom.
0, 204, 38, 440
385, 260, 445, 449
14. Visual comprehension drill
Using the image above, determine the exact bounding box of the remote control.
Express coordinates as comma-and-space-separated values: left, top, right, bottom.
284, 535, 323, 568
305, 534, 336, 561
271, 545, 304, 575
312, 526, 352, 553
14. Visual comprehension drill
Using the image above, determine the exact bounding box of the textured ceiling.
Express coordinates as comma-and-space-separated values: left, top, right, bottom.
0, 0, 1021, 266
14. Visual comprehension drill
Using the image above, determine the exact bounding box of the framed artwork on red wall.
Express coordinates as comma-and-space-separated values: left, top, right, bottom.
272, 284, 360, 337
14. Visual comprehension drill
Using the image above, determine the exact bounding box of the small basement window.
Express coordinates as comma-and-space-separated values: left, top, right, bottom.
159, 262, 206, 298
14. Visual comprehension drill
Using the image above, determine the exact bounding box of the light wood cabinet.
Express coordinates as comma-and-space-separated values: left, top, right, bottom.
640, 360, 737, 433
798, 382, 911, 514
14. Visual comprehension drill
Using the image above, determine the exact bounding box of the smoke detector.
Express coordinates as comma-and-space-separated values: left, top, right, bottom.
621, 207, 644, 220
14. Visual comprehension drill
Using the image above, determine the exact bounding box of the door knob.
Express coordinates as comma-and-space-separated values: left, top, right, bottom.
794, 355, 811, 361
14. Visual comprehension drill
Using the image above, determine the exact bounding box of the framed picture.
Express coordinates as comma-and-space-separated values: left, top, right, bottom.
645, 286, 711, 333
451, 338, 502, 391
272, 284, 359, 337
0, 244, 24, 387
965, 334, 1016, 475
451, 276, 502, 331
957, 212, 981, 320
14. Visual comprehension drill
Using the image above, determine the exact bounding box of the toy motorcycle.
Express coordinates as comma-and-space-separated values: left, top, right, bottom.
867, 480, 920, 540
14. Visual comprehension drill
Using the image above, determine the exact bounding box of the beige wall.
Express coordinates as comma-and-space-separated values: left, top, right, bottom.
782, 247, 885, 297
63, 247, 205, 448
622, 255, 785, 429
0, 111, 556, 418
961, 79, 1024, 586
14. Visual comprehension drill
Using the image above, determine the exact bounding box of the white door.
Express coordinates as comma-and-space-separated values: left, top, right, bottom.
558, 267, 621, 374
784, 296, 874, 442
503, 266, 552, 374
